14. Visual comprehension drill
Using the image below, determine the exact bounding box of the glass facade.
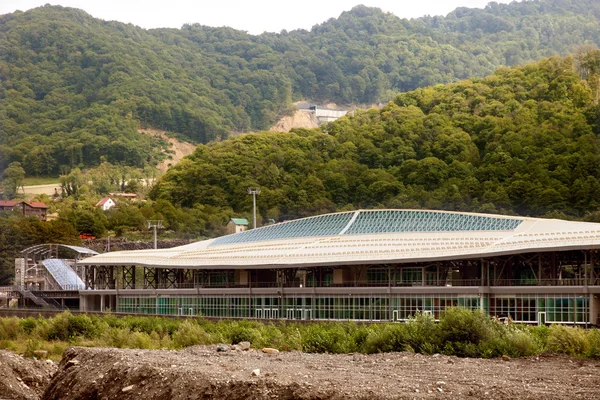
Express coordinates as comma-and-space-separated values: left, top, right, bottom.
489, 295, 589, 324
115, 293, 589, 324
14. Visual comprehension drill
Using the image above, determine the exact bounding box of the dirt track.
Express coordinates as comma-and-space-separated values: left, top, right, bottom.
1, 346, 587, 400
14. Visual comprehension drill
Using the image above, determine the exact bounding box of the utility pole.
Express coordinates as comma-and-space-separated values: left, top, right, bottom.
147, 220, 163, 249
247, 187, 261, 229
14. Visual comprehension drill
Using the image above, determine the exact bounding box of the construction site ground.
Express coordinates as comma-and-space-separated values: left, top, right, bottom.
1, 346, 599, 399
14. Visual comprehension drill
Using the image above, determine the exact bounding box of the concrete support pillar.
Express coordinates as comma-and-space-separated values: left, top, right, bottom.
100, 295, 105, 312
591, 294, 600, 327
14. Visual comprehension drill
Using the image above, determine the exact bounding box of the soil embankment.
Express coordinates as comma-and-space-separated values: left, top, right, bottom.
32, 346, 600, 400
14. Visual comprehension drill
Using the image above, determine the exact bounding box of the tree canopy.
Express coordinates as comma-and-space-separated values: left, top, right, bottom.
3, 1, 600, 174
151, 56, 600, 219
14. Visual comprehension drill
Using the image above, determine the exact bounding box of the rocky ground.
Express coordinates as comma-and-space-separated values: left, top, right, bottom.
0, 351, 56, 400
1, 346, 599, 399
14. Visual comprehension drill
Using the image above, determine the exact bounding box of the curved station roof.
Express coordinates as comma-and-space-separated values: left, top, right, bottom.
83, 209, 600, 269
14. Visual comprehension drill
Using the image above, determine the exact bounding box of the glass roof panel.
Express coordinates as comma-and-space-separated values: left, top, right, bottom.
211, 212, 354, 246
344, 210, 522, 235
42, 259, 85, 290
210, 210, 523, 247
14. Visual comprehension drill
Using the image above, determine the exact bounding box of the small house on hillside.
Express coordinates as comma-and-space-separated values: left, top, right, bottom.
95, 197, 116, 211
0, 200, 49, 221
227, 218, 249, 234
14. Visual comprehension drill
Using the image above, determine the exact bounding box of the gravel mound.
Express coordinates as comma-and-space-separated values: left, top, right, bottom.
0, 350, 56, 400
40, 346, 600, 400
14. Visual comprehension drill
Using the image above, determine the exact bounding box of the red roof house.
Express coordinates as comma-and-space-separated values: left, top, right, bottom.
0, 200, 49, 221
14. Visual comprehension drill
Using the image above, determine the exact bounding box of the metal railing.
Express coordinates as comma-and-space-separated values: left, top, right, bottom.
491, 278, 593, 287
85, 277, 600, 290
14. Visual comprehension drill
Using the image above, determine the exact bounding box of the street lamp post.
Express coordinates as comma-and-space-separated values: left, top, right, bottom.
247, 187, 261, 229
147, 220, 163, 249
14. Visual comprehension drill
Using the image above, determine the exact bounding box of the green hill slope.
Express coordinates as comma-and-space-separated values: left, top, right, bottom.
151, 56, 600, 219
3, 1, 600, 175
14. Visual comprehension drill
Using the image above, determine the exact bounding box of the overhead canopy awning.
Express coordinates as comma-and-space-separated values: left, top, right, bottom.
22, 244, 99, 257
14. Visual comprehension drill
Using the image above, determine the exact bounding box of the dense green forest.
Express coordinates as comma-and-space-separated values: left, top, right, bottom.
151, 55, 600, 220
3, 0, 600, 174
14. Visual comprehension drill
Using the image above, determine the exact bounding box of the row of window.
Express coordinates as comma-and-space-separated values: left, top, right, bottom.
116, 294, 590, 324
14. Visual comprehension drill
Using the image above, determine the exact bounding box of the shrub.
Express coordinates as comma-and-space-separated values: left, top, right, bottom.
20, 318, 37, 335
527, 325, 549, 351
255, 323, 285, 349
547, 325, 587, 356
405, 312, 438, 354
228, 325, 263, 345
0, 317, 22, 340
479, 327, 540, 358
437, 308, 496, 357
44, 312, 102, 341
23, 339, 42, 358
301, 323, 358, 353
362, 324, 409, 354
0, 340, 17, 351
101, 327, 132, 348
171, 321, 212, 348
585, 328, 600, 359
128, 331, 153, 349
277, 324, 302, 351
50, 342, 68, 359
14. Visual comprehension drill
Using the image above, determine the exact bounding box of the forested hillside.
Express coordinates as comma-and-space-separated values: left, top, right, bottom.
2, 0, 600, 176
151, 56, 600, 219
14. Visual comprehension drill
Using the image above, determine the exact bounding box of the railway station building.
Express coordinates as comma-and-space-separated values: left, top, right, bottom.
69, 209, 600, 325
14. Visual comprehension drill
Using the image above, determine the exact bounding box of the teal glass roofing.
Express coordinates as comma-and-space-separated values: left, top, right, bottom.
344, 210, 522, 235
210, 210, 523, 247
212, 212, 354, 246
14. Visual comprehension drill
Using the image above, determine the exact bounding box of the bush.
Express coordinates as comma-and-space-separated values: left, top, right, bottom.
301, 323, 358, 353
0, 340, 17, 351
23, 339, 42, 358
20, 318, 37, 335
527, 325, 549, 350
128, 331, 153, 349
405, 312, 438, 354
277, 324, 302, 351
0, 317, 22, 340
479, 327, 540, 358
437, 308, 496, 357
585, 328, 600, 359
547, 325, 587, 356
44, 312, 102, 341
50, 342, 68, 359
101, 327, 133, 348
362, 324, 409, 354
228, 324, 263, 345
171, 321, 212, 348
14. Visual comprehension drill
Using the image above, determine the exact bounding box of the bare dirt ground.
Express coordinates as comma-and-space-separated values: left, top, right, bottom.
0, 351, 56, 400
270, 110, 319, 132
139, 128, 197, 172
7, 346, 591, 400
